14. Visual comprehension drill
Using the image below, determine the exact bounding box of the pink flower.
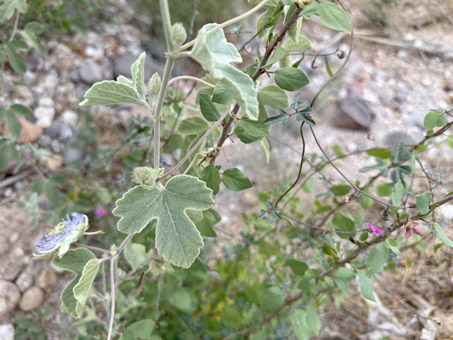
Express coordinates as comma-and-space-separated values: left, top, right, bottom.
365, 222, 383, 235
404, 220, 422, 238
95, 207, 106, 218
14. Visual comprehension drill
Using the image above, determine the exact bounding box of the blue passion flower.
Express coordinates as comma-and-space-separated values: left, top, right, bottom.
34, 213, 89, 258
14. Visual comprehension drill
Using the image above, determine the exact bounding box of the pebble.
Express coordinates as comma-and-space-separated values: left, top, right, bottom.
0, 324, 15, 340
12, 247, 24, 258
14, 85, 34, 100
50, 139, 62, 153
13, 180, 24, 191
34, 106, 56, 128
384, 131, 415, 148
0, 280, 21, 316
36, 268, 59, 290
3, 188, 12, 198
9, 233, 19, 243
79, 59, 105, 84
43, 154, 64, 171
16, 271, 34, 292
1, 267, 22, 282
38, 134, 52, 148
334, 90, 375, 130
41, 72, 59, 92
19, 286, 44, 311
113, 53, 164, 80
61, 110, 78, 127
45, 121, 66, 139
38, 96, 54, 107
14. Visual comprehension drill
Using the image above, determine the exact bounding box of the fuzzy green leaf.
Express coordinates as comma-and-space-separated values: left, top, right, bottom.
331, 211, 355, 239
424, 110, 446, 130
291, 310, 311, 340
0, 0, 27, 23
190, 23, 259, 120
199, 93, 221, 122
196, 209, 220, 237
235, 118, 269, 143
80, 80, 145, 106
366, 243, 389, 274
306, 300, 321, 335
318, 1, 351, 32
202, 164, 221, 195
80, 53, 147, 106
222, 168, 252, 191
131, 52, 146, 98
5, 109, 22, 137
124, 242, 148, 269
433, 222, 453, 247
6, 44, 27, 73
358, 270, 375, 302
274, 67, 309, 91
53, 248, 99, 318
113, 175, 214, 268
416, 192, 431, 215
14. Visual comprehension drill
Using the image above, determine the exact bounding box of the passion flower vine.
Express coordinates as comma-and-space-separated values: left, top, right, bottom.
34, 213, 89, 258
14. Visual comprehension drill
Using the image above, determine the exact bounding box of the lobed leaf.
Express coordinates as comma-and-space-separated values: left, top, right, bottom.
113, 175, 214, 268
190, 24, 259, 120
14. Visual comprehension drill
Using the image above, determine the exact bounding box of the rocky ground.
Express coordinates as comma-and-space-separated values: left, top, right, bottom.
0, 0, 453, 339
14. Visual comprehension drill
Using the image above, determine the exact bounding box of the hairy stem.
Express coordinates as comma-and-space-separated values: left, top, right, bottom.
179, 0, 272, 52
167, 76, 215, 88
159, 109, 230, 180
106, 257, 116, 340
152, 0, 176, 168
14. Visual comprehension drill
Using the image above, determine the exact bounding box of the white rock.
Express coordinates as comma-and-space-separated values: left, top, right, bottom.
0, 324, 15, 340
34, 106, 55, 128
0, 280, 21, 316
61, 110, 78, 127
19, 286, 44, 311
16, 271, 34, 292
41, 72, 59, 92
439, 204, 453, 220
79, 59, 104, 84
38, 96, 54, 107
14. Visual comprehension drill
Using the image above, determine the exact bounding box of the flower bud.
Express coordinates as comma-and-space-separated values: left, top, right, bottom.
148, 72, 161, 96
171, 23, 187, 48
295, 0, 313, 8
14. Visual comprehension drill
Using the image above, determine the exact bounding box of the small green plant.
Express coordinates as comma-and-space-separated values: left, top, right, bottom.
14, 316, 47, 340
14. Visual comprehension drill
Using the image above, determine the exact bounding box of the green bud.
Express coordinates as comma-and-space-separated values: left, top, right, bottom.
131, 167, 164, 190
148, 72, 161, 96
295, 0, 312, 8
171, 23, 187, 47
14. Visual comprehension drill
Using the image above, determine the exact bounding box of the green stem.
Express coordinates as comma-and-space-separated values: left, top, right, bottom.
167, 76, 215, 88
152, 0, 175, 168
159, 0, 174, 52
159, 109, 230, 181
178, 0, 271, 52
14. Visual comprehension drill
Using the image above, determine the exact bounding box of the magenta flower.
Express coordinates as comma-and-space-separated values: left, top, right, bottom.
95, 207, 106, 217
404, 220, 422, 239
365, 222, 383, 235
